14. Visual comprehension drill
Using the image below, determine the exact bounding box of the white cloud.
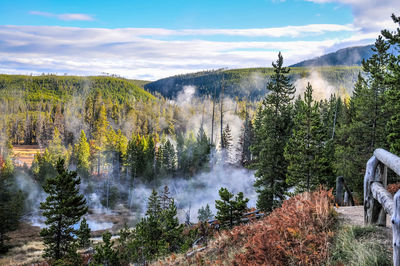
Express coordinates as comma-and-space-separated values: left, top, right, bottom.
305, 0, 400, 33
29, 11, 94, 21
0, 25, 376, 80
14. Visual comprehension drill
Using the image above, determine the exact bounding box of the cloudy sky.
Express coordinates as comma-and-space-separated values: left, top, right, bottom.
0, 0, 399, 80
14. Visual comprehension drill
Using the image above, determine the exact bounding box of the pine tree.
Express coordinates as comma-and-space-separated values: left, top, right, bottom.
146, 189, 162, 218
48, 127, 67, 164
197, 204, 213, 222
40, 159, 88, 260
161, 139, 176, 175
159, 199, 184, 253
237, 111, 254, 166
222, 124, 233, 162
74, 130, 90, 177
105, 128, 127, 179
334, 36, 391, 195
284, 83, 328, 193
144, 135, 156, 180
160, 185, 172, 210
222, 124, 233, 151
194, 126, 211, 171
382, 14, 400, 154
93, 231, 119, 265
0, 158, 24, 253
77, 218, 91, 248
215, 187, 249, 228
31, 148, 56, 184
128, 189, 183, 262
251, 53, 295, 212
93, 104, 109, 175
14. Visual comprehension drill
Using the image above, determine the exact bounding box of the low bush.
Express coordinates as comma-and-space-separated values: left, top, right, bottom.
158, 188, 337, 265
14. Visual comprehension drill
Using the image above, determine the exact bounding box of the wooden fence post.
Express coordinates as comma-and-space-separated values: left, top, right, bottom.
364, 156, 379, 224
392, 190, 400, 266
377, 163, 388, 226
336, 176, 344, 206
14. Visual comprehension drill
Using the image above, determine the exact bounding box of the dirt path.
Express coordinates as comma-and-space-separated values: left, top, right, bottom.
336, 206, 365, 226
336, 205, 393, 251
336, 205, 392, 228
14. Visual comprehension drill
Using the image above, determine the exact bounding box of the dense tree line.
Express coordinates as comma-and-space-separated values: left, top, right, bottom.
252, 14, 400, 211
145, 66, 361, 100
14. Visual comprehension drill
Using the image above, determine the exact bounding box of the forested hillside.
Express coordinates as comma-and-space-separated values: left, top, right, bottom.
144, 66, 361, 100
0, 12, 399, 266
290, 45, 375, 67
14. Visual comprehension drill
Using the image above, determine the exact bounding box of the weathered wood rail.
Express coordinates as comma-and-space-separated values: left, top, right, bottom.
364, 148, 400, 265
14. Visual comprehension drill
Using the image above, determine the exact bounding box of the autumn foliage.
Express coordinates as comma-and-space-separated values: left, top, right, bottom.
158, 188, 336, 265
234, 189, 336, 265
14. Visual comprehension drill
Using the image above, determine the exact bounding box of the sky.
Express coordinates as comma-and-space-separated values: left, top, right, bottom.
0, 0, 399, 80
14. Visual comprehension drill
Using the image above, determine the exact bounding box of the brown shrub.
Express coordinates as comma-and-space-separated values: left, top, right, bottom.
156, 188, 336, 265
234, 189, 336, 265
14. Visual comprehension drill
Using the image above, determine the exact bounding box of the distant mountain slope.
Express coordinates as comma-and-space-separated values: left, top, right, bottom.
144, 66, 361, 100
0, 75, 154, 103
127, 79, 151, 89
290, 45, 375, 67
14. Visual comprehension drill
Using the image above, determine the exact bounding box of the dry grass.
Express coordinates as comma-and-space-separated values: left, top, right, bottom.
0, 241, 45, 265
13, 145, 42, 167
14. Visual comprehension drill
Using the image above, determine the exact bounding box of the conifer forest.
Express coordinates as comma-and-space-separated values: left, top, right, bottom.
1, 2, 400, 265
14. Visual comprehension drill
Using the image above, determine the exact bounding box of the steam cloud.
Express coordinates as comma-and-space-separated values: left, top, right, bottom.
294, 70, 338, 100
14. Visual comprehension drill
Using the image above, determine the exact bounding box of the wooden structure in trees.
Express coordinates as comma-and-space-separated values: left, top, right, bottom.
364, 148, 400, 265
335, 176, 355, 206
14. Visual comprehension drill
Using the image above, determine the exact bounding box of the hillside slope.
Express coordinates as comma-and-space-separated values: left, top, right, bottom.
0, 75, 155, 104
291, 45, 375, 67
144, 66, 361, 100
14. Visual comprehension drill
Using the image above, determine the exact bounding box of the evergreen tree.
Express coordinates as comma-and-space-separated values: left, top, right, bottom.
382, 14, 400, 154
197, 204, 213, 222
126, 133, 147, 180
159, 199, 184, 253
146, 189, 162, 218
215, 187, 249, 228
31, 148, 57, 184
160, 139, 176, 175
144, 135, 156, 180
40, 159, 88, 260
0, 158, 24, 253
334, 36, 391, 195
237, 111, 254, 166
74, 130, 91, 178
48, 127, 67, 164
222, 124, 233, 162
222, 124, 233, 151
93, 231, 119, 265
160, 185, 172, 210
194, 126, 211, 171
105, 128, 127, 179
284, 83, 329, 193
93, 104, 109, 175
251, 53, 295, 212
128, 189, 183, 262
77, 218, 91, 248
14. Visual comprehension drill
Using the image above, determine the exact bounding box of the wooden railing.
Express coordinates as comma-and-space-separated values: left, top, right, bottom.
364, 148, 400, 266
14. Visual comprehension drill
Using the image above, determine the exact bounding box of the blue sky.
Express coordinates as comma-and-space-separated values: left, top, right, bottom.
0, 0, 398, 80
